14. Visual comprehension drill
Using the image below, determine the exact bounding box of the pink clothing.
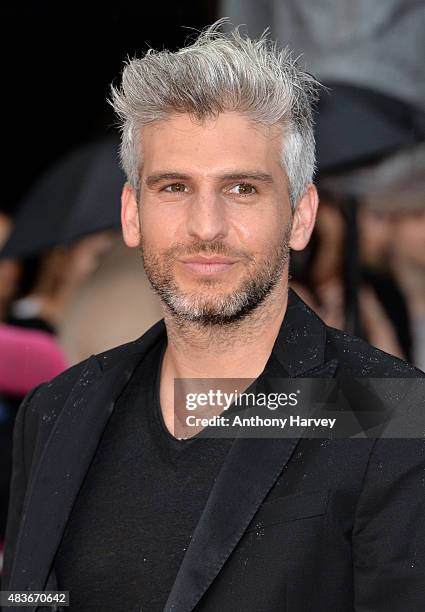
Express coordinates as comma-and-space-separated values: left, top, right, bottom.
0, 324, 68, 397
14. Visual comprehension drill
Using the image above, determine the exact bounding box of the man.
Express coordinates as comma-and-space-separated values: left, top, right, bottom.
3, 23, 425, 612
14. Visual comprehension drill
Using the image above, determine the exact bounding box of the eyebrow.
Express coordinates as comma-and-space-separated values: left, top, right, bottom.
145, 173, 191, 188
145, 171, 274, 188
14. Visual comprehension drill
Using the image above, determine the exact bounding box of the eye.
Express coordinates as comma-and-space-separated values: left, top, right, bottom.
163, 183, 188, 193
228, 183, 257, 196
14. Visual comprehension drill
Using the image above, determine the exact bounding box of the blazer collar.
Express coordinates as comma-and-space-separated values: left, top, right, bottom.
272, 288, 328, 377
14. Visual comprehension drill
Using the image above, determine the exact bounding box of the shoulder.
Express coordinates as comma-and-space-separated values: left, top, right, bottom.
18, 319, 165, 454
325, 325, 425, 378
30, 336, 144, 404
17, 336, 148, 465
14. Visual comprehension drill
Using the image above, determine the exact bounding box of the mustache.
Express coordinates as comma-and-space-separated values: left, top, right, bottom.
159, 241, 254, 261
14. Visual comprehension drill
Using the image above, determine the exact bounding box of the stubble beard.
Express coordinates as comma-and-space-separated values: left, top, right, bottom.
140, 224, 292, 327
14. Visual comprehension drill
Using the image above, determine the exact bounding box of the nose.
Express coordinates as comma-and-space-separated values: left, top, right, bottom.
186, 191, 229, 243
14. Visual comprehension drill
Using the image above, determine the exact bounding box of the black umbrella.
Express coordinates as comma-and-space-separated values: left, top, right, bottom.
1, 136, 124, 259
314, 83, 425, 335
316, 83, 425, 174
61, 137, 125, 244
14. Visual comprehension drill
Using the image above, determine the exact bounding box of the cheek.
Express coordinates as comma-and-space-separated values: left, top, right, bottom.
140, 203, 184, 246
230, 206, 286, 248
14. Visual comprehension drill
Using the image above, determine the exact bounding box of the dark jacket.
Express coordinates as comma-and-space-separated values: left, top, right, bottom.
2, 289, 425, 612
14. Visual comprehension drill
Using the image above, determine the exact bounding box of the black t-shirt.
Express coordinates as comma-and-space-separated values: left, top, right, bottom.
54, 338, 236, 612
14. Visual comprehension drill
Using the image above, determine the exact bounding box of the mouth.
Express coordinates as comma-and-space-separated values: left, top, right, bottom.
179, 256, 239, 275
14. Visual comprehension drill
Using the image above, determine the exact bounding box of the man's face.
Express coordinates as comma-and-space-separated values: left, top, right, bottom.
122, 112, 314, 325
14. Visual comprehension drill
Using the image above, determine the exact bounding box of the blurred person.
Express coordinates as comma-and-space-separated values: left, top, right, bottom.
357, 203, 413, 362
290, 197, 346, 329
320, 144, 425, 368
3, 23, 425, 612
58, 236, 162, 364
290, 196, 406, 358
391, 209, 425, 369
8, 232, 114, 334
375, 148, 425, 371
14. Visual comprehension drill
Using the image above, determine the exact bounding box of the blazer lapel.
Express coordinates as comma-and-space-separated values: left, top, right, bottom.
164, 291, 338, 612
8, 320, 167, 607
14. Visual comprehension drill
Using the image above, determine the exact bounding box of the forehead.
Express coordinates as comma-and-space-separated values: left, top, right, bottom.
139, 112, 284, 175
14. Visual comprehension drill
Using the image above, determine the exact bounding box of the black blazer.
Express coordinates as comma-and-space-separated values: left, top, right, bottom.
2, 289, 425, 612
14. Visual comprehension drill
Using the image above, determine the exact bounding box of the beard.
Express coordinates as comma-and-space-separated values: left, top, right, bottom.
140, 224, 292, 326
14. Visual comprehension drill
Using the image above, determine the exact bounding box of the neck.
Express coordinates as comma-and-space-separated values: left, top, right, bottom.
162, 278, 289, 380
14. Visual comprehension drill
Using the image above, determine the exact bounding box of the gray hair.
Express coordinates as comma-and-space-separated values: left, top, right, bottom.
110, 20, 321, 209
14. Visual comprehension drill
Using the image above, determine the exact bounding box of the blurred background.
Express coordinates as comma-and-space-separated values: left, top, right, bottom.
0, 0, 424, 571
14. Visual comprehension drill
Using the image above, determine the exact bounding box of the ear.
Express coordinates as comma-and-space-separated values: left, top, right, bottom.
121, 183, 141, 247
289, 184, 319, 251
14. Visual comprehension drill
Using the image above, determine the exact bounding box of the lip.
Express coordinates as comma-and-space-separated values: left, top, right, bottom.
181, 256, 237, 264
179, 256, 238, 274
